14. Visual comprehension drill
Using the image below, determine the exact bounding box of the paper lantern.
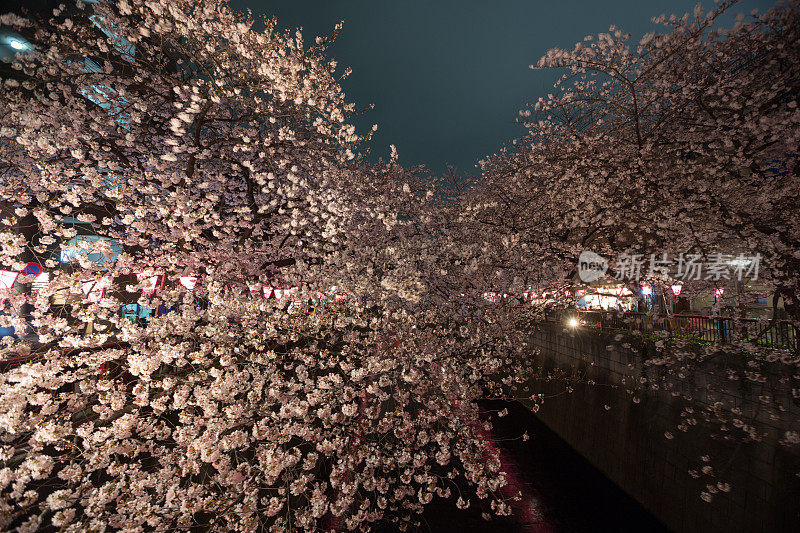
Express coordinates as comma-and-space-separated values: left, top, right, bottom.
0, 270, 18, 290
179, 276, 198, 291
81, 278, 110, 303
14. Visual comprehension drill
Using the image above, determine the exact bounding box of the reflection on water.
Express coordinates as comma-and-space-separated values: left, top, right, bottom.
382, 400, 669, 533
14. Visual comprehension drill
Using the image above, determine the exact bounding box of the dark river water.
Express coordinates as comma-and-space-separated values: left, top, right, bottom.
381, 400, 669, 533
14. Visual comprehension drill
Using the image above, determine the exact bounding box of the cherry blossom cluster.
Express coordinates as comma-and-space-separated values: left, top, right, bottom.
0, 1, 539, 530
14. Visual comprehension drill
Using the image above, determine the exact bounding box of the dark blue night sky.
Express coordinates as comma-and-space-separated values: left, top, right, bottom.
230, 0, 776, 176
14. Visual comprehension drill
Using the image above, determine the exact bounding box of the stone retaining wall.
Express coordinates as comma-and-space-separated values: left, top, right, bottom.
523, 323, 800, 532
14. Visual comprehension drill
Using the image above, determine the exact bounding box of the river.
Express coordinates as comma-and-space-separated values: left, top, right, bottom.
378, 399, 669, 532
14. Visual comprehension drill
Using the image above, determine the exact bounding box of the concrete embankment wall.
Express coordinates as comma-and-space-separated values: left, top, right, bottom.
523, 323, 800, 533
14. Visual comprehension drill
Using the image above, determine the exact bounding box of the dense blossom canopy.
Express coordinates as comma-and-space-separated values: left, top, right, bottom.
469, 0, 800, 503
477, 0, 800, 315
0, 1, 536, 530
0, 0, 798, 530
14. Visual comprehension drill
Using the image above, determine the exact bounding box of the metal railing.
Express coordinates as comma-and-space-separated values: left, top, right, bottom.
545, 309, 798, 353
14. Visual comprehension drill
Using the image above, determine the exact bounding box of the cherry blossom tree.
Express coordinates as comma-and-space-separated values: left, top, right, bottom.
0, 1, 536, 530
469, 0, 800, 502
476, 0, 800, 317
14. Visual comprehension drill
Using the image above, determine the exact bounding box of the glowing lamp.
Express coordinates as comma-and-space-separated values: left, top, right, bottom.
567, 317, 580, 328
671, 284, 683, 296
715, 288, 725, 298
8, 38, 28, 51
641, 284, 653, 296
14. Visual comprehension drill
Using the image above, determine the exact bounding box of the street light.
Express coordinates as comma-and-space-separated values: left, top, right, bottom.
567, 317, 580, 328
7, 38, 27, 50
